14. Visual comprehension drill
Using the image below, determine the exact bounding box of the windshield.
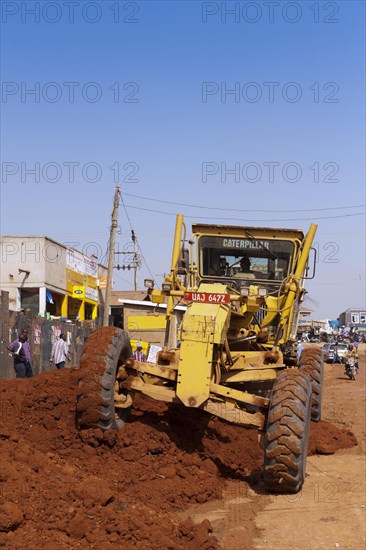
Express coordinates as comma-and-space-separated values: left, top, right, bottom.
199, 236, 294, 282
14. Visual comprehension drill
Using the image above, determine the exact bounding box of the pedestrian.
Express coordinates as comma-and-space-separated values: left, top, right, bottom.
9, 335, 28, 378
133, 342, 146, 362
297, 342, 304, 361
50, 333, 71, 369
344, 343, 359, 375
7, 329, 33, 378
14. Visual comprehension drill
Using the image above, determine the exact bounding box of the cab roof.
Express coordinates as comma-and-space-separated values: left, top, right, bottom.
191, 223, 305, 241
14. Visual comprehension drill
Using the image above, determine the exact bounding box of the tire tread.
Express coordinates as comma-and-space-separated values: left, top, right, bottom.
264, 369, 312, 493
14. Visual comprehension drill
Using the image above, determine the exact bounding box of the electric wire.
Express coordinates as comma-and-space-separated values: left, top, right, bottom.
113, 271, 133, 286
123, 204, 366, 222
119, 191, 134, 231
118, 190, 156, 282
121, 192, 365, 214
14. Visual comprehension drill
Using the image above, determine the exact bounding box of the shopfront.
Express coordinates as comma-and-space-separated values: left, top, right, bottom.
65, 269, 98, 321
46, 289, 65, 317
0, 236, 105, 320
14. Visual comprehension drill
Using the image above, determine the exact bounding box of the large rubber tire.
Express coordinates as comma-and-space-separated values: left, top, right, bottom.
76, 327, 132, 431
299, 347, 324, 422
264, 369, 312, 494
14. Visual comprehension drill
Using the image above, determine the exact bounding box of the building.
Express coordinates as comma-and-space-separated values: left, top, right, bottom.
338, 308, 366, 329
111, 290, 185, 347
0, 236, 107, 320
298, 306, 313, 320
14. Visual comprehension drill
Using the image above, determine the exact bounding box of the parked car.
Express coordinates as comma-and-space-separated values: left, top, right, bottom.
323, 343, 348, 363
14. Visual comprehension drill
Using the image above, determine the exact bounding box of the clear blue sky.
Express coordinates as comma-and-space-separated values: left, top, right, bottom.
1, 0, 365, 319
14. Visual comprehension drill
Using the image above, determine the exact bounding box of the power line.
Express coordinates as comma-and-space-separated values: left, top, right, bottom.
113, 271, 133, 286
119, 191, 155, 281
139, 246, 156, 281
122, 192, 365, 214
119, 191, 134, 231
123, 204, 366, 222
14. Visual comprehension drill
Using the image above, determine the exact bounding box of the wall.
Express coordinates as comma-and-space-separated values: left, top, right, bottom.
0, 291, 99, 380
123, 304, 166, 345
339, 309, 366, 327
0, 236, 47, 309
118, 302, 185, 348
44, 237, 67, 290
1, 237, 106, 319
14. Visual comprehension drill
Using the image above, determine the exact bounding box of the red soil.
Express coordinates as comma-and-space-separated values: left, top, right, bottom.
0, 369, 357, 549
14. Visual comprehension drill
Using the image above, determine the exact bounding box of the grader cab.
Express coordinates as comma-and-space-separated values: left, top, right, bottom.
77, 215, 324, 493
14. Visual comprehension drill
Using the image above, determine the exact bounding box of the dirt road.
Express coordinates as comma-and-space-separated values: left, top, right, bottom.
254, 344, 365, 550
181, 345, 366, 550
0, 344, 364, 548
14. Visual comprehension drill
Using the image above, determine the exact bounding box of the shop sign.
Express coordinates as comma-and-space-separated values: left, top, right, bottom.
85, 286, 98, 301
66, 249, 98, 277
73, 286, 84, 298
99, 275, 107, 289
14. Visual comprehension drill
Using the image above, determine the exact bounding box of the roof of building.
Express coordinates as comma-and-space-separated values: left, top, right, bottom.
111, 290, 150, 305
299, 306, 314, 314
340, 308, 366, 313
0, 235, 107, 268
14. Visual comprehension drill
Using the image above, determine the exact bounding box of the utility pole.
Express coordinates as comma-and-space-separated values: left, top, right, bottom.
103, 185, 120, 326
115, 229, 141, 289
132, 230, 138, 291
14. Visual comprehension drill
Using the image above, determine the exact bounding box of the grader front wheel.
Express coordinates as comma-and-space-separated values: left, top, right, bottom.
263, 369, 312, 494
76, 327, 133, 431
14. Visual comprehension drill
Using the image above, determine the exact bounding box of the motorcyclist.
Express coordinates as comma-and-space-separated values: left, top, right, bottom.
344, 343, 358, 375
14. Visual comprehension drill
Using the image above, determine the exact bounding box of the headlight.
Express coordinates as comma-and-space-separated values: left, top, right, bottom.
144, 278, 154, 289
162, 283, 172, 291
240, 287, 249, 297
258, 287, 267, 297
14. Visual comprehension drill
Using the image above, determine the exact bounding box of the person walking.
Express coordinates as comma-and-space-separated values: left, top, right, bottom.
7, 329, 33, 378
10, 335, 28, 378
133, 342, 146, 362
297, 342, 304, 361
50, 334, 70, 369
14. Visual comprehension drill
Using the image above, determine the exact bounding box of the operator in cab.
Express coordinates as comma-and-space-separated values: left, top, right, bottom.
235, 256, 260, 279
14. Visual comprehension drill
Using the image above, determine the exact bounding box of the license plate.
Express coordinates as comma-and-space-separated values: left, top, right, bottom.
184, 292, 230, 304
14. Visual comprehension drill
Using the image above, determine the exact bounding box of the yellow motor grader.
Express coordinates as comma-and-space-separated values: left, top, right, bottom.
77, 214, 324, 493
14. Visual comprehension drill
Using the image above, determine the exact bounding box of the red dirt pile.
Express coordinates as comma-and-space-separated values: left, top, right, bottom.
0, 369, 357, 549
308, 420, 358, 455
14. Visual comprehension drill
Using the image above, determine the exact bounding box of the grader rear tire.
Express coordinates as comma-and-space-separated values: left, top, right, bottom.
299, 347, 324, 422
264, 369, 312, 494
76, 327, 132, 431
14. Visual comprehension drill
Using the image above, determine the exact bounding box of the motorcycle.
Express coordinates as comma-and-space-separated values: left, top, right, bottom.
345, 356, 358, 380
